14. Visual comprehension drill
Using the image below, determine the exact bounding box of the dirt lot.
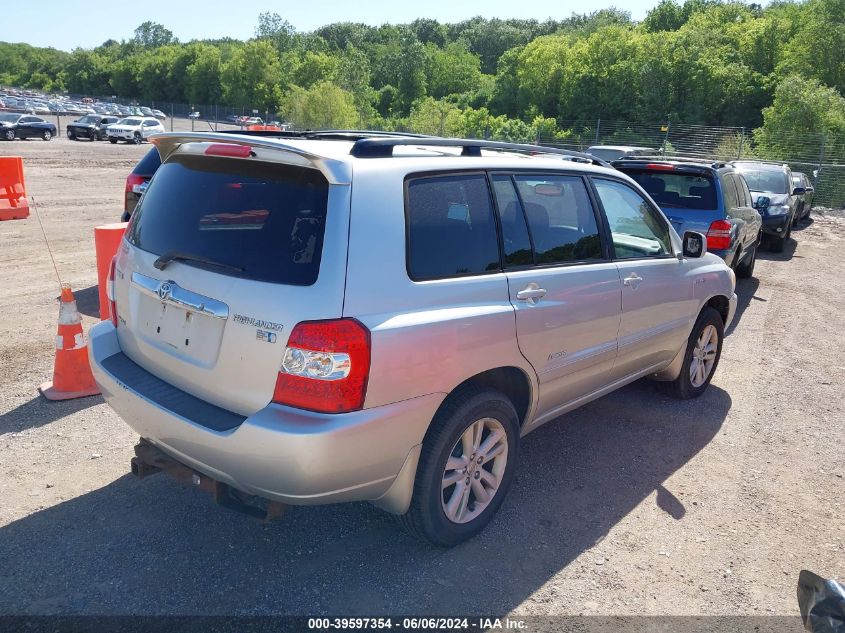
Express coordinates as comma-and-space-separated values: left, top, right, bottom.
0, 135, 843, 619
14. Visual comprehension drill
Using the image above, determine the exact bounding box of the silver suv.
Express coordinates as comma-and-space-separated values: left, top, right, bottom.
90, 133, 737, 546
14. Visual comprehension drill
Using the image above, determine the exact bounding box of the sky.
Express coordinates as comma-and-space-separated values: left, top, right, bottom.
11, 0, 662, 51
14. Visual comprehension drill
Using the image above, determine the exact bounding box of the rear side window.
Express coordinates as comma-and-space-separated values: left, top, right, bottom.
506, 174, 603, 264
721, 175, 739, 209
406, 174, 500, 280
625, 170, 717, 210
126, 154, 329, 286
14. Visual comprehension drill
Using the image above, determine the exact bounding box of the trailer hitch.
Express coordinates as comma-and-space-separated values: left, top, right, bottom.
131, 439, 288, 522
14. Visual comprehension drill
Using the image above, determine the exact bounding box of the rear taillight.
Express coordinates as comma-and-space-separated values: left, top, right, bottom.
645, 163, 675, 171
706, 219, 732, 251
107, 257, 118, 327
124, 173, 145, 212
272, 319, 370, 414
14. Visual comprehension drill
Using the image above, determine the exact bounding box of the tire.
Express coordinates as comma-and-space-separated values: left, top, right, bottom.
5, 129, 16, 141
90, 129, 99, 141
132, 132, 142, 145
400, 386, 519, 547
735, 240, 757, 279
67, 130, 76, 140
659, 307, 724, 400
42, 130, 52, 141
109, 137, 118, 144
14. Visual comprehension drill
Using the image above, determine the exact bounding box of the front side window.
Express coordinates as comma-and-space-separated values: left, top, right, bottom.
511, 174, 603, 264
406, 174, 500, 280
593, 178, 673, 259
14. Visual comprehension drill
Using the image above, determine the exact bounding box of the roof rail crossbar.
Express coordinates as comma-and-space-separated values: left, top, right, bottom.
349, 137, 608, 165
730, 159, 790, 167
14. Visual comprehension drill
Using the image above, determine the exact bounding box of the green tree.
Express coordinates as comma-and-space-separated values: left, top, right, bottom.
425, 42, 482, 99
255, 12, 296, 54
408, 97, 463, 136
284, 81, 360, 129
186, 44, 223, 105
221, 40, 284, 112
133, 22, 176, 48
753, 75, 845, 161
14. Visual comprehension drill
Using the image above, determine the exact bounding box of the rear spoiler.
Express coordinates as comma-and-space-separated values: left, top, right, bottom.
149, 132, 352, 185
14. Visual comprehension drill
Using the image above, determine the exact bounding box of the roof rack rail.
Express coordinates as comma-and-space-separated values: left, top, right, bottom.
222, 129, 432, 141
349, 136, 608, 165
615, 154, 729, 169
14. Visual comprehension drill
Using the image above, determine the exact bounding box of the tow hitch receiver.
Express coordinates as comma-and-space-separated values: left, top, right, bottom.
130, 439, 288, 521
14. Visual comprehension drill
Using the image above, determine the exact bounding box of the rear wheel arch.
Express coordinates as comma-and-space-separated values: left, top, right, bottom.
431, 367, 533, 434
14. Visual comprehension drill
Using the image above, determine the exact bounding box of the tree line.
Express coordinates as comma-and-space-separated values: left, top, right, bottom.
1, 0, 844, 161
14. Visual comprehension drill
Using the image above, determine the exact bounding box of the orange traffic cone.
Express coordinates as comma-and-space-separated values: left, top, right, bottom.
38, 285, 100, 401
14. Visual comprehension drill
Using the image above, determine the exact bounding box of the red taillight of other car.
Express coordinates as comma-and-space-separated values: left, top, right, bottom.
706, 219, 732, 251
107, 257, 118, 327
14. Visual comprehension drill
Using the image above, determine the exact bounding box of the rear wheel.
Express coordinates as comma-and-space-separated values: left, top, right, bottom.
660, 307, 724, 400
42, 130, 52, 141
400, 387, 519, 546
90, 128, 99, 141
735, 240, 757, 279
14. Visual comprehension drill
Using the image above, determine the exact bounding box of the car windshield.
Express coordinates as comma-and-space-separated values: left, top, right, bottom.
736, 168, 789, 194
0, 114, 21, 123
78, 115, 99, 124
119, 118, 141, 126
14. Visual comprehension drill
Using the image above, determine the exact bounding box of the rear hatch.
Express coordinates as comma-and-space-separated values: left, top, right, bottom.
616, 164, 723, 236
112, 140, 350, 415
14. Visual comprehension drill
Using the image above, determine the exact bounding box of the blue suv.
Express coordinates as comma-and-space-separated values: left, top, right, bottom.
613, 157, 763, 278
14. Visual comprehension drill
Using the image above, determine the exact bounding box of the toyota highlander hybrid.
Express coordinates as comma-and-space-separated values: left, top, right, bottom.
89, 132, 737, 546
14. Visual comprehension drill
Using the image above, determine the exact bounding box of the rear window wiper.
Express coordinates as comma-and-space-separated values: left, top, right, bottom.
153, 251, 245, 273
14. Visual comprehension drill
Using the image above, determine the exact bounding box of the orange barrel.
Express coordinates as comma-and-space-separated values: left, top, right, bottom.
94, 222, 128, 320
0, 156, 29, 221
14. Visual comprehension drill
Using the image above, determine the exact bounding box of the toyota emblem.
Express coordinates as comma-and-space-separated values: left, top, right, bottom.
157, 281, 173, 301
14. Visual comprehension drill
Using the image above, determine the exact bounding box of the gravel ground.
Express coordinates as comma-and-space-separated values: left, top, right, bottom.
0, 135, 843, 619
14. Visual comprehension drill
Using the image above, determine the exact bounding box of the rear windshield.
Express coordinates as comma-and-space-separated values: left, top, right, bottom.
735, 168, 788, 194
126, 154, 329, 286
588, 148, 627, 161
132, 148, 162, 176
624, 170, 717, 210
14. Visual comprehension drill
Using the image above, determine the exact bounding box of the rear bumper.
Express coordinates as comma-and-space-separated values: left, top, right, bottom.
761, 214, 791, 237
88, 321, 441, 513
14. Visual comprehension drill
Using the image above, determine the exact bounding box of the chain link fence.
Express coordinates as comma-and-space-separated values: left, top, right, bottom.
538, 120, 844, 209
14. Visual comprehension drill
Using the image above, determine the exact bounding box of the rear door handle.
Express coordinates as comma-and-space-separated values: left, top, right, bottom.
516, 283, 547, 304
623, 273, 643, 288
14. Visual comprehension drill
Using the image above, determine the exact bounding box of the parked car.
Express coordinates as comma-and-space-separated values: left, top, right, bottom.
121, 147, 161, 221
243, 116, 264, 126
151, 109, 167, 120
731, 161, 801, 252
587, 145, 655, 161
66, 114, 120, 141
792, 172, 815, 222
106, 117, 165, 144
613, 157, 762, 278
0, 113, 56, 140
188, 111, 201, 119
92, 134, 739, 545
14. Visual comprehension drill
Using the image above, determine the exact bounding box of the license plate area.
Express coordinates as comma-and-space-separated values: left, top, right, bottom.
131, 272, 228, 368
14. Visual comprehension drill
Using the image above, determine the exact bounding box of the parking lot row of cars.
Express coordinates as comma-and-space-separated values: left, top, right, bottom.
0, 88, 167, 119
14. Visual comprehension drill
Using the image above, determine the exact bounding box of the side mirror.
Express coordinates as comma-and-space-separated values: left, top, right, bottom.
682, 231, 708, 258
792, 187, 806, 196
754, 195, 771, 210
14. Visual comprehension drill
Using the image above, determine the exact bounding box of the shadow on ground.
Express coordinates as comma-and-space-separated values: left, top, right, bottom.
727, 276, 760, 337
0, 394, 102, 435
71, 284, 100, 319
0, 381, 730, 616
